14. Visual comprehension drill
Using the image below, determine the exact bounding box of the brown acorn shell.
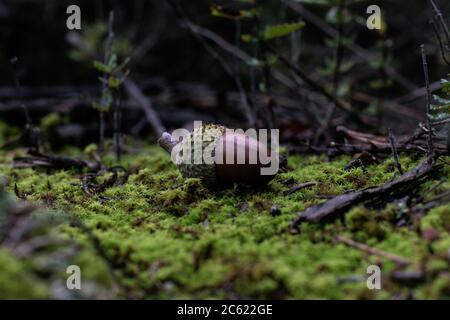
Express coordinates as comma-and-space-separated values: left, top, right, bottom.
213, 131, 278, 186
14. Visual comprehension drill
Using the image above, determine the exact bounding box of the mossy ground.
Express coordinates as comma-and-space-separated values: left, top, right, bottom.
0, 136, 449, 299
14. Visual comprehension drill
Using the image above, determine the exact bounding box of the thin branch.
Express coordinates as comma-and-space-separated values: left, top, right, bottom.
334, 236, 412, 266
388, 128, 404, 175
430, 19, 450, 65
431, 118, 450, 126
124, 79, 166, 137
98, 11, 115, 155
290, 156, 441, 231
429, 0, 450, 47
187, 23, 253, 65
420, 44, 434, 155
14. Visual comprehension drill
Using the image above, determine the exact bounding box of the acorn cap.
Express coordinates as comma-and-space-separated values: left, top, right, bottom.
175, 124, 225, 186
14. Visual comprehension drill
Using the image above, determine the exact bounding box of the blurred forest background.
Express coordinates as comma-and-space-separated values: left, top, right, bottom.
0, 0, 449, 147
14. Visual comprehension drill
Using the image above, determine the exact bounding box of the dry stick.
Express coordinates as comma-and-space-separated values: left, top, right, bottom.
285, 181, 317, 195
429, 0, 450, 48
188, 23, 254, 65
104, 11, 122, 162
420, 45, 434, 156
315, 0, 346, 143
13, 150, 100, 172
103, 11, 124, 161
288, 139, 448, 157
430, 19, 450, 65
166, 0, 257, 128
393, 81, 441, 105
113, 88, 121, 161
123, 79, 165, 137
334, 236, 411, 266
290, 156, 440, 232
388, 128, 403, 175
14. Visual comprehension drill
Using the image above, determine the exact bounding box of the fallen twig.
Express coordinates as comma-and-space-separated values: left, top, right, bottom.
287, 141, 447, 157
14, 150, 100, 172
290, 156, 441, 232
285, 181, 317, 195
333, 235, 412, 266
388, 128, 403, 175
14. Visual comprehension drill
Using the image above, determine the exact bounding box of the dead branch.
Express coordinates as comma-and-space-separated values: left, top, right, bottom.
13, 150, 100, 172
285, 181, 317, 195
290, 156, 442, 232
334, 235, 412, 266
124, 79, 166, 137
420, 45, 434, 154
388, 128, 403, 175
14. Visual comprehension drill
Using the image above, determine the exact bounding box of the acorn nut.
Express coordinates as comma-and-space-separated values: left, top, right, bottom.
158, 124, 279, 187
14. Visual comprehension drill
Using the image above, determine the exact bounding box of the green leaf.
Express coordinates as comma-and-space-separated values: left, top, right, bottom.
326, 6, 352, 25
265, 53, 278, 66
107, 54, 118, 71
92, 101, 109, 113
247, 58, 262, 67
258, 82, 267, 93
428, 112, 450, 122
210, 5, 257, 20
441, 79, 450, 95
432, 94, 450, 106
92, 88, 113, 112
241, 34, 258, 43
263, 22, 305, 41
430, 104, 450, 115
108, 77, 122, 89
93, 61, 112, 73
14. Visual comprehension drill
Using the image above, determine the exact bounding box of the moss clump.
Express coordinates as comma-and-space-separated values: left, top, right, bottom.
0, 249, 49, 299
0, 144, 449, 299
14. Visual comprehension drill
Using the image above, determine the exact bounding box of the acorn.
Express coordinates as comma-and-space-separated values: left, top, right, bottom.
158, 124, 279, 188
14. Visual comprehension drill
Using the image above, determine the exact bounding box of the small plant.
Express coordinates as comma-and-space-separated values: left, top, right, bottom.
91, 11, 130, 160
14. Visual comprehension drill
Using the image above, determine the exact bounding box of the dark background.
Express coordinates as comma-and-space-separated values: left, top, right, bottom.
0, 0, 449, 145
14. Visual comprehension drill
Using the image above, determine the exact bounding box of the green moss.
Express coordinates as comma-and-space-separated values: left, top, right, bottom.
0, 146, 449, 299
0, 249, 49, 299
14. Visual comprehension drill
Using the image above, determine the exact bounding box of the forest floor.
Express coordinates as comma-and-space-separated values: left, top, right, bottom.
0, 122, 449, 299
